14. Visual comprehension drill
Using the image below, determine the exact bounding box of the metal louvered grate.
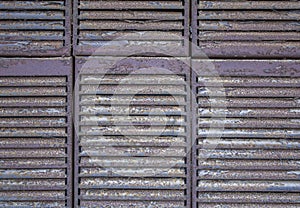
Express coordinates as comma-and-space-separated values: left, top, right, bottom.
74, 0, 189, 56
0, 58, 73, 207
193, 0, 300, 58
0, 0, 71, 56
75, 57, 191, 207
192, 60, 300, 208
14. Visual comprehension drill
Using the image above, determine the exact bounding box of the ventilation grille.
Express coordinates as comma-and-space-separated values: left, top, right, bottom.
0, 59, 72, 207
74, 0, 189, 56
0, 0, 70, 56
194, 0, 300, 58
75, 58, 191, 207
192, 60, 300, 207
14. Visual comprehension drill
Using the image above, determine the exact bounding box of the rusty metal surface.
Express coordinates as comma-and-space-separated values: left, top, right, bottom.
75, 57, 191, 207
0, 0, 71, 56
0, 58, 73, 207
192, 59, 300, 208
192, 0, 300, 58
73, 0, 189, 56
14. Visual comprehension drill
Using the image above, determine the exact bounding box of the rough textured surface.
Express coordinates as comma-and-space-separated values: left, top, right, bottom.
75, 57, 191, 208
74, 0, 189, 56
193, 0, 300, 58
0, 58, 73, 207
192, 60, 300, 208
0, 0, 71, 56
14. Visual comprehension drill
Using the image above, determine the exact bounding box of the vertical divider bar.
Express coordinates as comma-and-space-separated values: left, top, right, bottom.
191, 66, 198, 208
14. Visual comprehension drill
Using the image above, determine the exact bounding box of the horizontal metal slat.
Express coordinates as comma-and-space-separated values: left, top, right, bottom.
198, 159, 300, 170
198, 139, 300, 150
0, 169, 66, 179
80, 189, 185, 201
198, 31, 300, 41
79, 31, 184, 41
0, 21, 64, 30
79, 1, 184, 10
198, 128, 300, 138
0, 117, 66, 127
0, 190, 65, 201
0, 11, 64, 20
0, 201, 66, 208
0, 1, 65, 10
198, 108, 300, 118
198, 192, 300, 203
198, 149, 300, 160
0, 77, 66, 86
198, 118, 300, 129
80, 84, 185, 94
199, 42, 300, 58
197, 180, 300, 192
80, 95, 186, 106
198, 21, 300, 31
79, 177, 186, 190
0, 179, 66, 191
0, 128, 67, 137
79, 11, 184, 20
79, 146, 186, 157
197, 76, 300, 88
0, 107, 66, 117
0, 87, 66, 96
199, 1, 300, 10
80, 167, 186, 178
0, 97, 67, 107
198, 87, 300, 98
0, 148, 67, 158
80, 200, 185, 208
198, 97, 300, 108
198, 170, 300, 181
199, 10, 300, 20
79, 20, 184, 30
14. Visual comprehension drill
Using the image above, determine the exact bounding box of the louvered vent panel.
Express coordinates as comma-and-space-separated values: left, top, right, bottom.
193, 0, 300, 58
75, 57, 191, 207
74, 0, 189, 56
0, 58, 72, 207
0, 0, 71, 56
192, 60, 300, 208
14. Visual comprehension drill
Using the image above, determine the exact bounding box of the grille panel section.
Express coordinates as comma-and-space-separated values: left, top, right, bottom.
75, 57, 191, 207
0, 58, 72, 207
0, 0, 71, 56
74, 0, 189, 56
193, 0, 300, 58
192, 60, 300, 207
